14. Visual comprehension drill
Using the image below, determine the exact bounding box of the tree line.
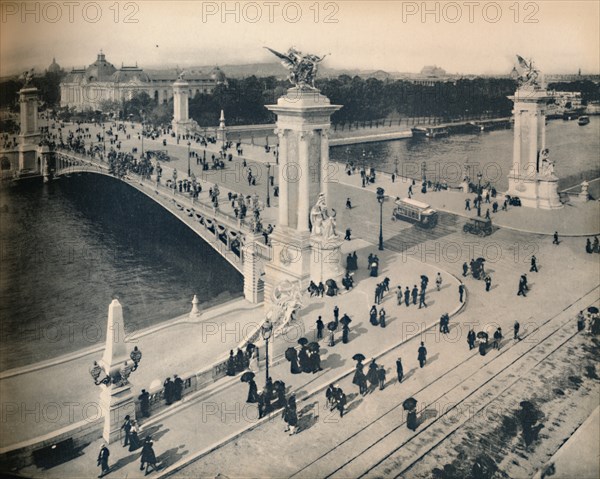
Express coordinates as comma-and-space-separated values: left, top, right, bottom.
1, 72, 598, 128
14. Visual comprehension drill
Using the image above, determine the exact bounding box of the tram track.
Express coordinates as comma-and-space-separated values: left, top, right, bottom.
287, 285, 599, 479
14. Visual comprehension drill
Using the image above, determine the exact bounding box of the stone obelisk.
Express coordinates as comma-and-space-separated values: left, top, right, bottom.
99, 299, 136, 443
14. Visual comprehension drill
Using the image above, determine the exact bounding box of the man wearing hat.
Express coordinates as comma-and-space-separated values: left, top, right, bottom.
396, 358, 403, 383
97, 443, 110, 478
120, 415, 132, 447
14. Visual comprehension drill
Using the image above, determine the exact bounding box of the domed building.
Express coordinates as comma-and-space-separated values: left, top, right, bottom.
60, 51, 226, 111
47, 57, 62, 74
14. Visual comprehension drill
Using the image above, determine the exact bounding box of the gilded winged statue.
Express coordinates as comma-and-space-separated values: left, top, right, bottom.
264, 46, 328, 89
513, 55, 541, 88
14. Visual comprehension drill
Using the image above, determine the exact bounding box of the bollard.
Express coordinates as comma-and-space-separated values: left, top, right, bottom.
190, 295, 200, 317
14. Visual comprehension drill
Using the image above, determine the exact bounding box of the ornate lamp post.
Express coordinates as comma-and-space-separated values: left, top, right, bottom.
140, 112, 146, 157
477, 171, 483, 194
187, 141, 191, 177
377, 187, 385, 251
260, 319, 273, 385
266, 162, 271, 207
89, 346, 142, 387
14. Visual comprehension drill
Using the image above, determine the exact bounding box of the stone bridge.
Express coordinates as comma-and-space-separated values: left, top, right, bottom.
52, 151, 270, 303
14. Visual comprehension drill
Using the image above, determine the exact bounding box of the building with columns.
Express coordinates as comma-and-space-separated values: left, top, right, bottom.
60, 51, 226, 111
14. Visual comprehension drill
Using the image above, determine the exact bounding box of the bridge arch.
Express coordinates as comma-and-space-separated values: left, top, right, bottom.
52, 154, 268, 303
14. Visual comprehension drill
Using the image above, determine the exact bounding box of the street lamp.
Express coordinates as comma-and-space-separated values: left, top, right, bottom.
260, 319, 273, 385
477, 172, 483, 193
266, 163, 271, 207
102, 123, 106, 160
187, 141, 191, 177
377, 187, 385, 251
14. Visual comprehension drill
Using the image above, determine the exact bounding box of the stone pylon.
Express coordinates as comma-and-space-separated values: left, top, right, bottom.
18, 86, 41, 173
262, 87, 342, 303
99, 299, 136, 443
506, 86, 562, 209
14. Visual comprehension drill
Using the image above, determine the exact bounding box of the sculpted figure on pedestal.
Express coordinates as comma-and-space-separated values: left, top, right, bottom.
310, 193, 339, 241
264, 46, 328, 89
539, 148, 555, 177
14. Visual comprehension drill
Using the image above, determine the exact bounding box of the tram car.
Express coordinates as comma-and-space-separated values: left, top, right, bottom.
392, 198, 438, 228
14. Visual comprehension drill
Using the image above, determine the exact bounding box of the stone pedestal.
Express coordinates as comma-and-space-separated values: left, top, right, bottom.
505, 87, 562, 210
263, 228, 312, 305
243, 232, 266, 304
100, 384, 136, 444
310, 236, 344, 284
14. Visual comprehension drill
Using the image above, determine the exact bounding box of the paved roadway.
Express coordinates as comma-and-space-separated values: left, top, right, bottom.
11, 121, 598, 478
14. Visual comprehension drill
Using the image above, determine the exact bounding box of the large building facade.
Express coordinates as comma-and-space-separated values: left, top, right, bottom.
60, 52, 226, 111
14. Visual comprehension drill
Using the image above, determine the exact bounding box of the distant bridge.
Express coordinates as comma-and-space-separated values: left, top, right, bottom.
52, 151, 269, 303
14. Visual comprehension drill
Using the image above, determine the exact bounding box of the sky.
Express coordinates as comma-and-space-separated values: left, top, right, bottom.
1, 1, 599, 76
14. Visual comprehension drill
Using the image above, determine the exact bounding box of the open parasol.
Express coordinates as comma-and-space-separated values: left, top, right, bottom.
352, 353, 366, 362
240, 371, 255, 383
285, 347, 297, 361
298, 337, 309, 346
403, 397, 418, 411
327, 321, 338, 331
588, 306, 599, 314
476, 331, 489, 339
307, 342, 320, 352
340, 315, 352, 326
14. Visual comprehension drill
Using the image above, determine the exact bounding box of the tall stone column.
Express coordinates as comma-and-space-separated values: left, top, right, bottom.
263, 87, 341, 303
99, 300, 136, 444
297, 131, 311, 232
276, 129, 289, 227
320, 129, 330, 200
506, 87, 561, 209
172, 78, 197, 136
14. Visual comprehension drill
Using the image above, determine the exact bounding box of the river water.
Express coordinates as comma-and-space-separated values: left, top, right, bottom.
330, 116, 600, 191
1, 116, 598, 371
0, 174, 243, 371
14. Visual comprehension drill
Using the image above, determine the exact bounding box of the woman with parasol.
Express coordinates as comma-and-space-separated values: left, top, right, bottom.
352, 355, 368, 395
285, 347, 301, 374
403, 397, 418, 431
241, 371, 258, 403
341, 314, 352, 343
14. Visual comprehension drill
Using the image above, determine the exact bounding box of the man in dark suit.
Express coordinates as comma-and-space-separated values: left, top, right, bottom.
97, 444, 110, 478
418, 342, 427, 368
396, 358, 403, 383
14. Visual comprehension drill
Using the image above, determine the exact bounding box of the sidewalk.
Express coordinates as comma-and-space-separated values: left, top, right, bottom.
16, 244, 463, 478
534, 407, 600, 479
0, 299, 263, 448
335, 168, 600, 236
